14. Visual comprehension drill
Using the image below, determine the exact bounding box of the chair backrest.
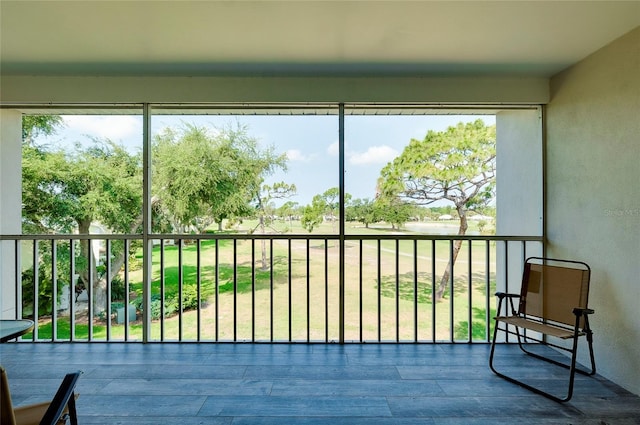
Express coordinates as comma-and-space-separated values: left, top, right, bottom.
1, 366, 17, 425
518, 257, 591, 327
39, 371, 81, 425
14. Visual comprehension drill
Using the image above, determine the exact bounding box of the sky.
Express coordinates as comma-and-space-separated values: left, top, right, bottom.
36, 112, 496, 207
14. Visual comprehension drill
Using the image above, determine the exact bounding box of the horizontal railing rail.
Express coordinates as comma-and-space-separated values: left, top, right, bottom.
1, 233, 542, 343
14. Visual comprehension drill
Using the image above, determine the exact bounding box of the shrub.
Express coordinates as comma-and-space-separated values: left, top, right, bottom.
130, 286, 202, 320
110, 275, 126, 301
21, 267, 65, 317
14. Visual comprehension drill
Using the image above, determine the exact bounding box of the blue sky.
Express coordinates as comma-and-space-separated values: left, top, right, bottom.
38, 113, 495, 207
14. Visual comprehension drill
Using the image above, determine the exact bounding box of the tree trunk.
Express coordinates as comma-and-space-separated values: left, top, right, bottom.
434, 206, 468, 301
77, 219, 108, 314
258, 215, 269, 271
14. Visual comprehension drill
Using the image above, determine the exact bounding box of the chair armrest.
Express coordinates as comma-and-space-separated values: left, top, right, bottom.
573, 307, 595, 315
495, 292, 520, 300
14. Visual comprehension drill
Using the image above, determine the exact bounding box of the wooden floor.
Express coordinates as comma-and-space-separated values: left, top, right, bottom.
1, 342, 639, 424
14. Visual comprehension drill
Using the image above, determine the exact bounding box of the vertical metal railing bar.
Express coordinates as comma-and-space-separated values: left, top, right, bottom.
214, 240, 219, 342
87, 240, 94, 342
123, 239, 130, 342
69, 241, 75, 342
306, 238, 310, 343
233, 239, 237, 342
449, 240, 454, 342
51, 240, 57, 342
269, 239, 274, 342
13, 242, 18, 321
413, 240, 418, 343
178, 239, 184, 342
377, 239, 382, 342
504, 240, 509, 343
14, 241, 22, 323
288, 239, 292, 342
359, 240, 363, 343
468, 240, 473, 343
32, 240, 39, 341
85, 239, 95, 342
160, 240, 166, 342
431, 240, 436, 343
106, 239, 112, 341
251, 239, 256, 342
522, 240, 531, 342
338, 102, 345, 344
485, 240, 491, 343
324, 238, 329, 343
197, 240, 202, 342
395, 239, 400, 343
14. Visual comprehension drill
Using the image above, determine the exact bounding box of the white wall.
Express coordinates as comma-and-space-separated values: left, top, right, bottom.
495, 110, 544, 301
547, 27, 640, 395
0, 109, 22, 318
496, 109, 544, 237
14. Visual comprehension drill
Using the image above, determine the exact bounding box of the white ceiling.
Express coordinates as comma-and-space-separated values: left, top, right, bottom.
1, 1, 639, 78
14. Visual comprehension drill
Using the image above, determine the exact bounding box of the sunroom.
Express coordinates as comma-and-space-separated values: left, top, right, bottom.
1, 1, 639, 423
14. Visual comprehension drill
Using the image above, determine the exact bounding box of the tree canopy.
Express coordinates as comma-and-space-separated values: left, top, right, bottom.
22, 140, 142, 235
152, 123, 288, 232
22, 115, 64, 146
377, 119, 496, 299
301, 187, 349, 233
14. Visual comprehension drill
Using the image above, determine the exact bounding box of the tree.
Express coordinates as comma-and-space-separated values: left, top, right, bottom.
345, 198, 379, 228
22, 115, 64, 146
377, 119, 496, 301
276, 201, 299, 229
301, 188, 350, 233
251, 182, 297, 270
153, 123, 287, 232
22, 138, 143, 312
301, 195, 326, 233
375, 195, 413, 230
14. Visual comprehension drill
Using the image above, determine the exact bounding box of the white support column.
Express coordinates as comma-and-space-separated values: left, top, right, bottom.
495, 109, 544, 300
0, 109, 23, 319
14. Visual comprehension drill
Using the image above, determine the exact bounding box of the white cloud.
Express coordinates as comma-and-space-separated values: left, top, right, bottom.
327, 141, 339, 156
349, 145, 398, 165
286, 149, 307, 162
64, 115, 141, 142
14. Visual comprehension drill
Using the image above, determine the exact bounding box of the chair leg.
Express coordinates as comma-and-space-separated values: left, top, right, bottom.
514, 332, 595, 376
68, 393, 78, 425
584, 318, 597, 375
489, 321, 581, 402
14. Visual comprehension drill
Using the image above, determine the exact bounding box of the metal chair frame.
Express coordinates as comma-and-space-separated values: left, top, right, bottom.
1, 366, 81, 425
489, 257, 596, 402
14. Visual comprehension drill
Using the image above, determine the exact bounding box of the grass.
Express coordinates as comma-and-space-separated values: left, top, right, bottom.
26, 219, 498, 342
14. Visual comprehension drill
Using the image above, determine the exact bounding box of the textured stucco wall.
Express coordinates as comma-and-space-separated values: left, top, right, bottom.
547, 27, 640, 395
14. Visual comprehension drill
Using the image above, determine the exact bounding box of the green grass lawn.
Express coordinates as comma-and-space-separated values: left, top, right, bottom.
27, 219, 497, 342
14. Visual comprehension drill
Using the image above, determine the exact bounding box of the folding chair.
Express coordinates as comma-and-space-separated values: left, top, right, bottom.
489, 257, 596, 402
1, 366, 81, 425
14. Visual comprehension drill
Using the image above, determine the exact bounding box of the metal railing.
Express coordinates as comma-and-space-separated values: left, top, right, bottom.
1, 233, 542, 343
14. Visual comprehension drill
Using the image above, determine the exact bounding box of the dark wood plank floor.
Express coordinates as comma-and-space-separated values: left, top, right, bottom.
1, 343, 639, 424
